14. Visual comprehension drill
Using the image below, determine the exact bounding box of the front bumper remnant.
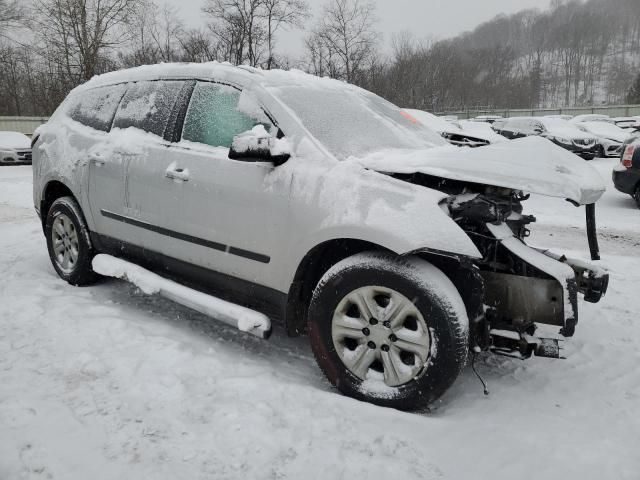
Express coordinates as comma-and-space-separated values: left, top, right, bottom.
482, 223, 608, 338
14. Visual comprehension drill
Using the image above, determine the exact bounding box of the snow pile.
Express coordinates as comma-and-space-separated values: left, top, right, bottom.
92, 254, 271, 338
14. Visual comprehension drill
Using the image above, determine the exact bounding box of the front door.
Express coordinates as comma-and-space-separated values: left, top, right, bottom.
125, 81, 290, 290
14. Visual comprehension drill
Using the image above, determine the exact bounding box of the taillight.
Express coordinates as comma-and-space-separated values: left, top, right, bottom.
622, 144, 635, 168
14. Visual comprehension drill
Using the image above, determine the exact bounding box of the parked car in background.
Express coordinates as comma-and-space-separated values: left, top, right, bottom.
458, 119, 508, 144
544, 114, 574, 121
403, 109, 491, 147
570, 114, 613, 124
470, 115, 503, 124
496, 117, 598, 159
33, 63, 608, 410
612, 136, 640, 208
612, 117, 640, 133
0, 131, 32, 164
576, 121, 631, 157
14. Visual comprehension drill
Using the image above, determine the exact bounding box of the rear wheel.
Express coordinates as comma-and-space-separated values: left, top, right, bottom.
45, 196, 98, 285
307, 252, 469, 410
634, 184, 640, 209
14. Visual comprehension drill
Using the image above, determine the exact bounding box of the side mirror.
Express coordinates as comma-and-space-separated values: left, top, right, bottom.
228, 126, 291, 166
533, 127, 543, 135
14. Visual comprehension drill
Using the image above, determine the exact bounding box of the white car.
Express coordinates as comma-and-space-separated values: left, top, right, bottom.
544, 115, 574, 121
570, 114, 613, 124
612, 117, 640, 133
0, 131, 32, 164
33, 63, 609, 409
403, 109, 491, 147
470, 115, 503, 124
576, 121, 631, 157
458, 120, 508, 144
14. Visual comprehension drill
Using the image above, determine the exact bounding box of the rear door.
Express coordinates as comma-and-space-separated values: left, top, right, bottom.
99, 79, 187, 247
73, 83, 129, 235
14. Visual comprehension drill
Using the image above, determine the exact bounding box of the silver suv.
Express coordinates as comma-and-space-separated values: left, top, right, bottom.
33, 63, 609, 409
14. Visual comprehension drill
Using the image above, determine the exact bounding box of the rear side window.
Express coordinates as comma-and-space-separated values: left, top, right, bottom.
113, 80, 184, 137
181, 82, 263, 148
68, 84, 127, 132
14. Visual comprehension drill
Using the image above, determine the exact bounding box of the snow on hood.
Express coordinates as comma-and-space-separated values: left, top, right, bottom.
0, 131, 30, 149
352, 136, 606, 205
403, 109, 465, 136
579, 122, 629, 143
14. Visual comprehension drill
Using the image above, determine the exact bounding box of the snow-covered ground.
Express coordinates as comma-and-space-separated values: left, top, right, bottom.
1, 159, 639, 479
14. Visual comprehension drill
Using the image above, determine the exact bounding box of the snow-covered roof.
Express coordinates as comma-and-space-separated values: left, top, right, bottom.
73, 62, 356, 94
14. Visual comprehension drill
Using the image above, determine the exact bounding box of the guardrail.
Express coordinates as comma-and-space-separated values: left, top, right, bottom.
0, 116, 49, 136
436, 104, 640, 119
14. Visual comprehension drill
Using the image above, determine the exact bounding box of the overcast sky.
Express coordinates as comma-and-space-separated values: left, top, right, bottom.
178, 0, 553, 58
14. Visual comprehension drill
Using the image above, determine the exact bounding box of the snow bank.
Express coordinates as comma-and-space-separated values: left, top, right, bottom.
92, 254, 271, 338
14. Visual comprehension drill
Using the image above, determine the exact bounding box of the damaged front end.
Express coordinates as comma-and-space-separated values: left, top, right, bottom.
444, 186, 609, 359
403, 173, 609, 360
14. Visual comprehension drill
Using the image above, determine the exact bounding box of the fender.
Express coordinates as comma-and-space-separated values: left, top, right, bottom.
273, 160, 482, 291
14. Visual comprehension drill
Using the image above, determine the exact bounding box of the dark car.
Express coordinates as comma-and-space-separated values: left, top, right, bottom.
612, 136, 640, 208
496, 117, 598, 160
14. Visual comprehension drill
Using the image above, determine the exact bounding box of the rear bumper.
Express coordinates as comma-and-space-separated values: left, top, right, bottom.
612, 168, 639, 195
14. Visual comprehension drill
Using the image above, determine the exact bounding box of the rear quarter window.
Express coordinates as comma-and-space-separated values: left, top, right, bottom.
113, 80, 184, 137
67, 84, 127, 132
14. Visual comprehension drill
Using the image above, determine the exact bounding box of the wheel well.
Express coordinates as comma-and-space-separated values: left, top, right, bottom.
41, 181, 74, 227
285, 239, 392, 336
285, 241, 486, 342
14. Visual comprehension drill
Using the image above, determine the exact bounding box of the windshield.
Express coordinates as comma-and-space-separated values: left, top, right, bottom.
269, 85, 447, 159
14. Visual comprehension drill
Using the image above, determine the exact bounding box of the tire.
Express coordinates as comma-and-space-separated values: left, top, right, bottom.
634, 184, 640, 210
45, 196, 98, 286
307, 252, 469, 410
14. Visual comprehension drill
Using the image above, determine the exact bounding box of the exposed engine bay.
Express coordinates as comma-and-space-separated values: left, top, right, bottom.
397, 172, 610, 360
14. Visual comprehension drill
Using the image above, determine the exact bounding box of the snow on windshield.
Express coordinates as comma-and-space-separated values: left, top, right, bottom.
270, 85, 446, 160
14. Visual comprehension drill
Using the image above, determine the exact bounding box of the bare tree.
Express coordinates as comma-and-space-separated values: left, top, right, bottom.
203, 0, 265, 67
260, 0, 308, 69
33, 0, 140, 83
306, 0, 379, 84
0, 0, 25, 33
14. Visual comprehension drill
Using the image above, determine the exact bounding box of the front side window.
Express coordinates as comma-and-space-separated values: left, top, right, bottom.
182, 82, 266, 148
113, 80, 184, 137
68, 84, 127, 132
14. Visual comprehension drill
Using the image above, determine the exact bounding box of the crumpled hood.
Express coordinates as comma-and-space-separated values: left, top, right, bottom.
353, 136, 606, 205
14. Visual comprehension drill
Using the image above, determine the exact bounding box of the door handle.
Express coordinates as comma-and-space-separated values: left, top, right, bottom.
165, 166, 190, 182
89, 152, 106, 166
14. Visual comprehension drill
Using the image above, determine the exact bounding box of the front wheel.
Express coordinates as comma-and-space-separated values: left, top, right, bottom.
45, 196, 98, 286
308, 252, 469, 410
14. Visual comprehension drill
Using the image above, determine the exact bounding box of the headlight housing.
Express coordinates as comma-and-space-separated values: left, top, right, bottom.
552, 136, 572, 145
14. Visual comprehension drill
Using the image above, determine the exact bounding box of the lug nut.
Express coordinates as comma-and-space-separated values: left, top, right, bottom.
383, 320, 391, 328
381, 344, 390, 352
362, 327, 370, 336
367, 341, 376, 349
389, 334, 397, 342
369, 318, 378, 326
